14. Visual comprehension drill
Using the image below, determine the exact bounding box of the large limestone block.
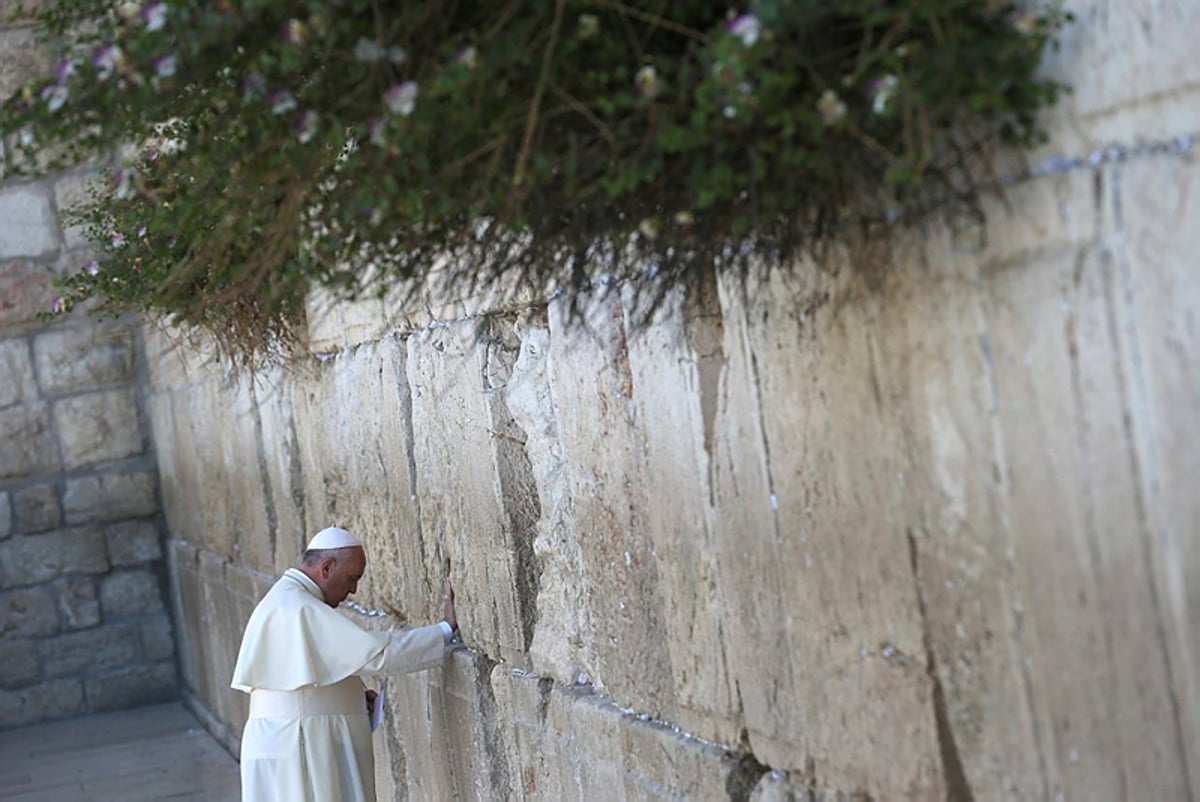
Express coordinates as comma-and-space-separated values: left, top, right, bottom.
12, 483, 61, 534
247, 366, 307, 573
0, 638, 38, 688
1104, 153, 1200, 797
33, 325, 136, 395
53, 576, 100, 630
0, 527, 108, 587
529, 297, 675, 713
38, 624, 136, 678
0, 586, 58, 639
138, 614, 175, 661
63, 471, 157, 524
0, 183, 59, 259
99, 569, 163, 618
0, 492, 9, 539
0, 338, 35, 407
0, 260, 57, 334
105, 520, 162, 566
0, 678, 84, 728
0, 401, 57, 481
84, 661, 177, 713
710, 264, 942, 798
53, 388, 143, 469
406, 322, 531, 663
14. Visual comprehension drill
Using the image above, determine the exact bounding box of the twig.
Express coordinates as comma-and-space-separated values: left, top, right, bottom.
512, 0, 566, 188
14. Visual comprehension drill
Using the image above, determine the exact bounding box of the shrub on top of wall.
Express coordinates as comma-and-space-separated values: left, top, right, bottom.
2, 0, 1068, 362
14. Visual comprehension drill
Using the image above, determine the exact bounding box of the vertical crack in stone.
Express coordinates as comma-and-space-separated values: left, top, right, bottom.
907, 529, 974, 802
481, 319, 543, 653
536, 675, 554, 723
249, 381, 278, 563
1106, 173, 1195, 799
285, 404, 307, 543
473, 654, 510, 798
684, 263, 727, 508
394, 336, 430, 602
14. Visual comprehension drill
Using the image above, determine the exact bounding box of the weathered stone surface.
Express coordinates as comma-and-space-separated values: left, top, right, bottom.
33, 325, 136, 395
138, 614, 174, 661
53, 388, 143, 469
0, 260, 56, 333
105, 520, 162, 566
0, 638, 38, 688
84, 661, 177, 713
0, 528, 108, 587
63, 471, 157, 524
0, 586, 57, 640
53, 576, 99, 631
0, 678, 84, 728
12, 483, 60, 534
0, 401, 57, 481
99, 569, 163, 618
0, 337, 35, 407
0, 26, 48, 101
39, 624, 135, 678
0, 183, 59, 259
0, 491, 10, 539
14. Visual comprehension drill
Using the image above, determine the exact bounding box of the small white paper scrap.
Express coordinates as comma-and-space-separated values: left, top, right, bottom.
370, 686, 386, 732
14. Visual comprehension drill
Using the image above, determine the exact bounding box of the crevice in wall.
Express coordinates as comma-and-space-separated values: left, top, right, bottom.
683, 263, 727, 508
472, 652, 511, 799
479, 319, 543, 654
393, 334, 431, 605
907, 529, 975, 802
248, 383, 278, 564
724, 750, 769, 802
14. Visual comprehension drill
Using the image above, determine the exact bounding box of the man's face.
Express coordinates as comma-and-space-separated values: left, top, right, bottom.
318, 547, 366, 607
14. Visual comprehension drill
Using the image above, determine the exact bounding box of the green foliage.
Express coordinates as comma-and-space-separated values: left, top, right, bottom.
2, 0, 1069, 359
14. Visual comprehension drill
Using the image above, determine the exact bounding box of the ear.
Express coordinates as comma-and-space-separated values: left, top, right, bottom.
320, 557, 337, 577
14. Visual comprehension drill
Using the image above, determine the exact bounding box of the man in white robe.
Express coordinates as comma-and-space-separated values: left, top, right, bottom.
231, 526, 457, 802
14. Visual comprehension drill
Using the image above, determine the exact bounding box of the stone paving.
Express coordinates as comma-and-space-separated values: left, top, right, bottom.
0, 702, 239, 801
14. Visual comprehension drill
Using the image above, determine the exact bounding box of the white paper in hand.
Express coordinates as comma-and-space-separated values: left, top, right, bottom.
370, 686, 386, 732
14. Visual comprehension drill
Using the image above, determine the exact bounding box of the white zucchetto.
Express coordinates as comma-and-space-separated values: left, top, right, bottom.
305, 526, 363, 551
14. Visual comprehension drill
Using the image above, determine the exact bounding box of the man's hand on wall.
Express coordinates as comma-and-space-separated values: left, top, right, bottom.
443, 577, 457, 633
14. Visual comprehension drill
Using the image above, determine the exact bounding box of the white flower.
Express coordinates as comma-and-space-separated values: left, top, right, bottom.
354, 38, 383, 62
86, 260, 101, 276
41, 85, 69, 113
577, 14, 599, 39
141, 3, 167, 32
154, 55, 177, 78
868, 74, 898, 115
296, 110, 319, 143
284, 19, 306, 44
367, 116, 386, 146
110, 232, 126, 248
817, 89, 846, 125
269, 90, 297, 115
93, 44, 125, 81
116, 2, 140, 21
727, 13, 761, 47
635, 65, 658, 98
52, 297, 67, 314
674, 211, 695, 227
383, 81, 418, 116
455, 46, 479, 69
638, 217, 660, 240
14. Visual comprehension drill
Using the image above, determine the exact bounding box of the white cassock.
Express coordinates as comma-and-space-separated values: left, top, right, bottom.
231, 568, 450, 802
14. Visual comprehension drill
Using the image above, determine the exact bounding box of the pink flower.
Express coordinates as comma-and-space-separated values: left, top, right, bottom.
455, 46, 479, 69
86, 260, 101, 276
383, 82, 418, 116
269, 90, 297, 115
110, 232, 126, 248
41, 84, 69, 113
93, 44, 125, 80
52, 297, 67, 314
367, 116, 386, 146
296, 110, 319, 143
54, 58, 76, 84
154, 55, 177, 78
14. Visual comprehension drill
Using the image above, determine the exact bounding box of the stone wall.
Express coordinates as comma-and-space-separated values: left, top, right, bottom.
132, 0, 1200, 799
0, 8, 177, 729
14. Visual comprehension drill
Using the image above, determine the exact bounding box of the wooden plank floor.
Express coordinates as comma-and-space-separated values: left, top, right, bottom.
0, 703, 240, 801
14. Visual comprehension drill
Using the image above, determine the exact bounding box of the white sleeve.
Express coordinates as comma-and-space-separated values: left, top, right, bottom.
358, 624, 447, 676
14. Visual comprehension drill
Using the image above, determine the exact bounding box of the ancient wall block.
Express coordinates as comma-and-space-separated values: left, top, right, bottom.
33, 325, 136, 395
38, 624, 136, 678
0, 260, 57, 333
0, 401, 57, 481
53, 576, 100, 631
0, 183, 59, 260
0, 678, 85, 728
84, 661, 177, 713
53, 388, 143, 469
12, 483, 61, 534
63, 471, 157, 524
0, 338, 35, 407
0, 638, 38, 688
0, 527, 108, 587
104, 520, 162, 566
247, 367, 307, 574
99, 569, 163, 618
0, 585, 57, 639
138, 614, 174, 661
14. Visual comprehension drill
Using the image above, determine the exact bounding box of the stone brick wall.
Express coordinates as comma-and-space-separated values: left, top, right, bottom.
151, 63, 1199, 802
0, 9, 177, 729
